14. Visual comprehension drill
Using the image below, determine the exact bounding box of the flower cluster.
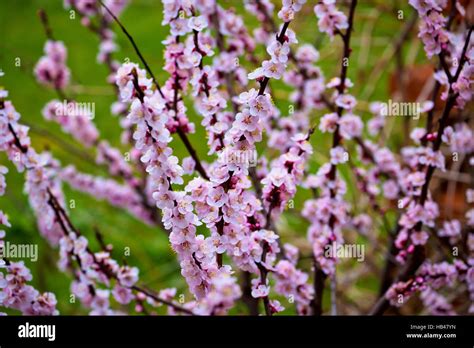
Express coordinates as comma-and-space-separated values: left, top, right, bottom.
273, 255, 313, 315
64, 0, 128, 63
0, 165, 58, 315
1, 82, 181, 316
1, 0, 473, 317
302, 182, 349, 275
226, 17, 299, 159
34, 40, 70, 89
262, 133, 312, 215
63, 0, 133, 145
60, 165, 155, 224
314, 0, 348, 38
0, 260, 59, 315
35, 31, 156, 226
385, 261, 464, 308
42, 99, 99, 147
409, 0, 448, 58
442, 123, 474, 154
411, 0, 473, 108
302, 10, 357, 276
449, 42, 473, 108
116, 59, 242, 310
389, 22, 473, 266
0, 98, 65, 244
185, 10, 230, 155
58, 228, 141, 315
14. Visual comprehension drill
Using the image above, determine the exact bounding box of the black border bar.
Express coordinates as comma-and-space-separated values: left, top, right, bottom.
0, 315, 472, 345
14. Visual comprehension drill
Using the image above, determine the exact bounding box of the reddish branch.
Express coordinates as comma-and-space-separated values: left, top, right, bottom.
191, 30, 225, 150
424, 0, 458, 142
311, 0, 358, 316
370, 26, 473, 315
209, 6, 264, 313
249, 19, 293, 317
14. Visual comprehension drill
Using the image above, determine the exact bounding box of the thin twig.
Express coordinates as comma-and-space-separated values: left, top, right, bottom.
312, 0, 358, 316
99, 0, 209, 180
98, 0, 164, 98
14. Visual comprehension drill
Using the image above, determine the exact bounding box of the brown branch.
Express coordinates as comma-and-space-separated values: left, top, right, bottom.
312, 0, 358, 316
240, 271, 260, 315
210, 7, 239, 114
370, 26, 473, 315
424, 0, 458, 139
38, 9, 54, 41
257, 21, 290, 96
130, 285, 196, 316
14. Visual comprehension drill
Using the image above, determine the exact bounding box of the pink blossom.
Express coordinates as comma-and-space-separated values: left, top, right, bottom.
267, 41, 290, 64
438, 220, 461, 241
295, 44, 319, 64
330, 146, 348, 165
442, 124, 474, 154
319, 113, 339, 133
34, 54, 70, 89
235, 109, 259, 132
112, 285, 134, 305
262, 60, 285, 79
338, 114, 362, 140
249, 95, 272, 117
206, 186, 228, 208
327, 77, 353, 90
188, 16, 208, 32
410, 127, 427, 144
382, 180, 399, 200
314, 0, 348, 38
117, 266, 139, 287
335, 94, 357, 110
251, 283, 270, 298
411, 231, 429, 245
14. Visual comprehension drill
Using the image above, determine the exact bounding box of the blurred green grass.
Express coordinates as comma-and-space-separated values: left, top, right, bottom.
0, 0, 421, 314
